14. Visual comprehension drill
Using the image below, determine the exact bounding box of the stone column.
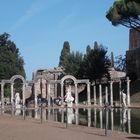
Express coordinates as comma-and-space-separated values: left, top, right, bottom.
119, 80, 122, 106
110, 81, 113, 106
127, 77, 130, 106
22, 83, 25, 105
61, 83, 64, 104
111, 108, 114, 131
94, 108, 97, 127
87, 82, 91, 105
75, 108, 79, 125
127, 109, 131, 134
11, 83, 14, 105
1, 83, 4, 109
34, 83, 38, 108
47, 83, 51, 107
105, 86, 108, 105
75, 83, 78, 106
93, 85, 96, 105
99, 84, 102, 106
88, 108, 91, 127
99, 109, 103, 129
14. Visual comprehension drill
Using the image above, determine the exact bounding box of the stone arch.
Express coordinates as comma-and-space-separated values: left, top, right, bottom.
10, 75, 26, 106
10, 75, 25, 84
61, 75, 77, 84
60, 75, 78, 105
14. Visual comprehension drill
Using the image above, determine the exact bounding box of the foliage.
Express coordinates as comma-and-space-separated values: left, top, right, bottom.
59, 41, 111, 82
59, 41, 70, 67
0, 33, 26, 80
64, 51, 83, 78
114, 55, 126, 71
79, 42, 111, 82
106, 0, 140, 30
0, 33, 26, 96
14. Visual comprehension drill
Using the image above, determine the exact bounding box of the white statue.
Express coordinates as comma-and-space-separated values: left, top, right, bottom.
15, 92, 21, 115
15, 92, 20, 106
65, 86, 74, 107
121, 90, 127, 107
67, 108, 74, 124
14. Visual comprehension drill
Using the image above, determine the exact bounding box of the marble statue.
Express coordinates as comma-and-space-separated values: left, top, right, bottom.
15, 92, 21, 115
121, 90, 126, 107
67, 108, 74, 124
15, 92, 20, 106
65, 86, 74, 107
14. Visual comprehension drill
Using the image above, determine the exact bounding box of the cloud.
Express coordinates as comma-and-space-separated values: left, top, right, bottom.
11, 0, 47, 31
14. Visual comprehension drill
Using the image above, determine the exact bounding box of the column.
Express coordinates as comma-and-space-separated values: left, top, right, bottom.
93, 85, 96, 105
110, 81, 113, 106
87, 82, 91, 105
34, 83, 38, 108
99, 109, 103, 129
1, 83, 4, 109
119, 80, 122, 106
75, 83, 78, 106
105, 86, 108, 105
61, 83, 64, 104
47, 83, 51, 107
11, 83, 14, 105
94, 108, 97, 127
111, 108, 114, 131
75, 108, 79, 125
127, 77, 130, 106
22, 83, 25, 105
99, 84, 102, 106
127, 109, 131, 134
88, 108, 91, 127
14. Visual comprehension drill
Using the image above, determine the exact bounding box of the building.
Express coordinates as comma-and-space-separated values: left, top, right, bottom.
126, 28, 140, 80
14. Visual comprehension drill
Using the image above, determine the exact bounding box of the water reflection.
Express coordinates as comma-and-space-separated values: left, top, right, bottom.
3, 107, 140, 135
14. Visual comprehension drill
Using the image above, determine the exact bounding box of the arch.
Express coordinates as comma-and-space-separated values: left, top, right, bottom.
10, 75, 25, 83
61, 75, 77, 84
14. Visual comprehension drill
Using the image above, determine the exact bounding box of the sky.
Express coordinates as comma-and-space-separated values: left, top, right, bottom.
0, 0, 129, 80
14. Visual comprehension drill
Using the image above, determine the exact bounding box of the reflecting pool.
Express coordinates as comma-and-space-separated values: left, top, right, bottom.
3, 107, 140, 135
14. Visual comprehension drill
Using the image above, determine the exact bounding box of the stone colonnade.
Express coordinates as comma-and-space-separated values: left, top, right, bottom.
93, 77, 130, 107
33, 75, 90, 107
0, 74, 131, 108
0, 75, 26, 109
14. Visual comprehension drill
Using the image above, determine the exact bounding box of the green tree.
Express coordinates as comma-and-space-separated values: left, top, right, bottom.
59, 41, 70, 68
106, 0, 140, 30
64, 51, 83, 78
80, 42, 111, 82
0, 33, 26, 79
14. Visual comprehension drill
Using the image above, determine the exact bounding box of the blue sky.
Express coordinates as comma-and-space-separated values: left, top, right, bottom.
0, 0, 129, 80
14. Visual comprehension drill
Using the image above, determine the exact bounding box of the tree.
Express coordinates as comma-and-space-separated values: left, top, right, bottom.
59, 41, 70, 67
106, 0, 140, 31
114, 55, 126, 71
0, 33, 26, 79
64, 51, 83, 78
80, 42, 111, 82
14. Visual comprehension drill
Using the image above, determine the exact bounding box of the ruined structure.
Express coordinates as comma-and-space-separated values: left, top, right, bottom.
126, 28, 140, 80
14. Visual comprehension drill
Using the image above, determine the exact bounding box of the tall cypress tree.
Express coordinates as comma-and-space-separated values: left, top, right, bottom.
59, 41, 70, 67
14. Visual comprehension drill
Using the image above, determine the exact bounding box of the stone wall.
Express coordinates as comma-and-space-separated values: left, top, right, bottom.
126, 28, 140, 80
